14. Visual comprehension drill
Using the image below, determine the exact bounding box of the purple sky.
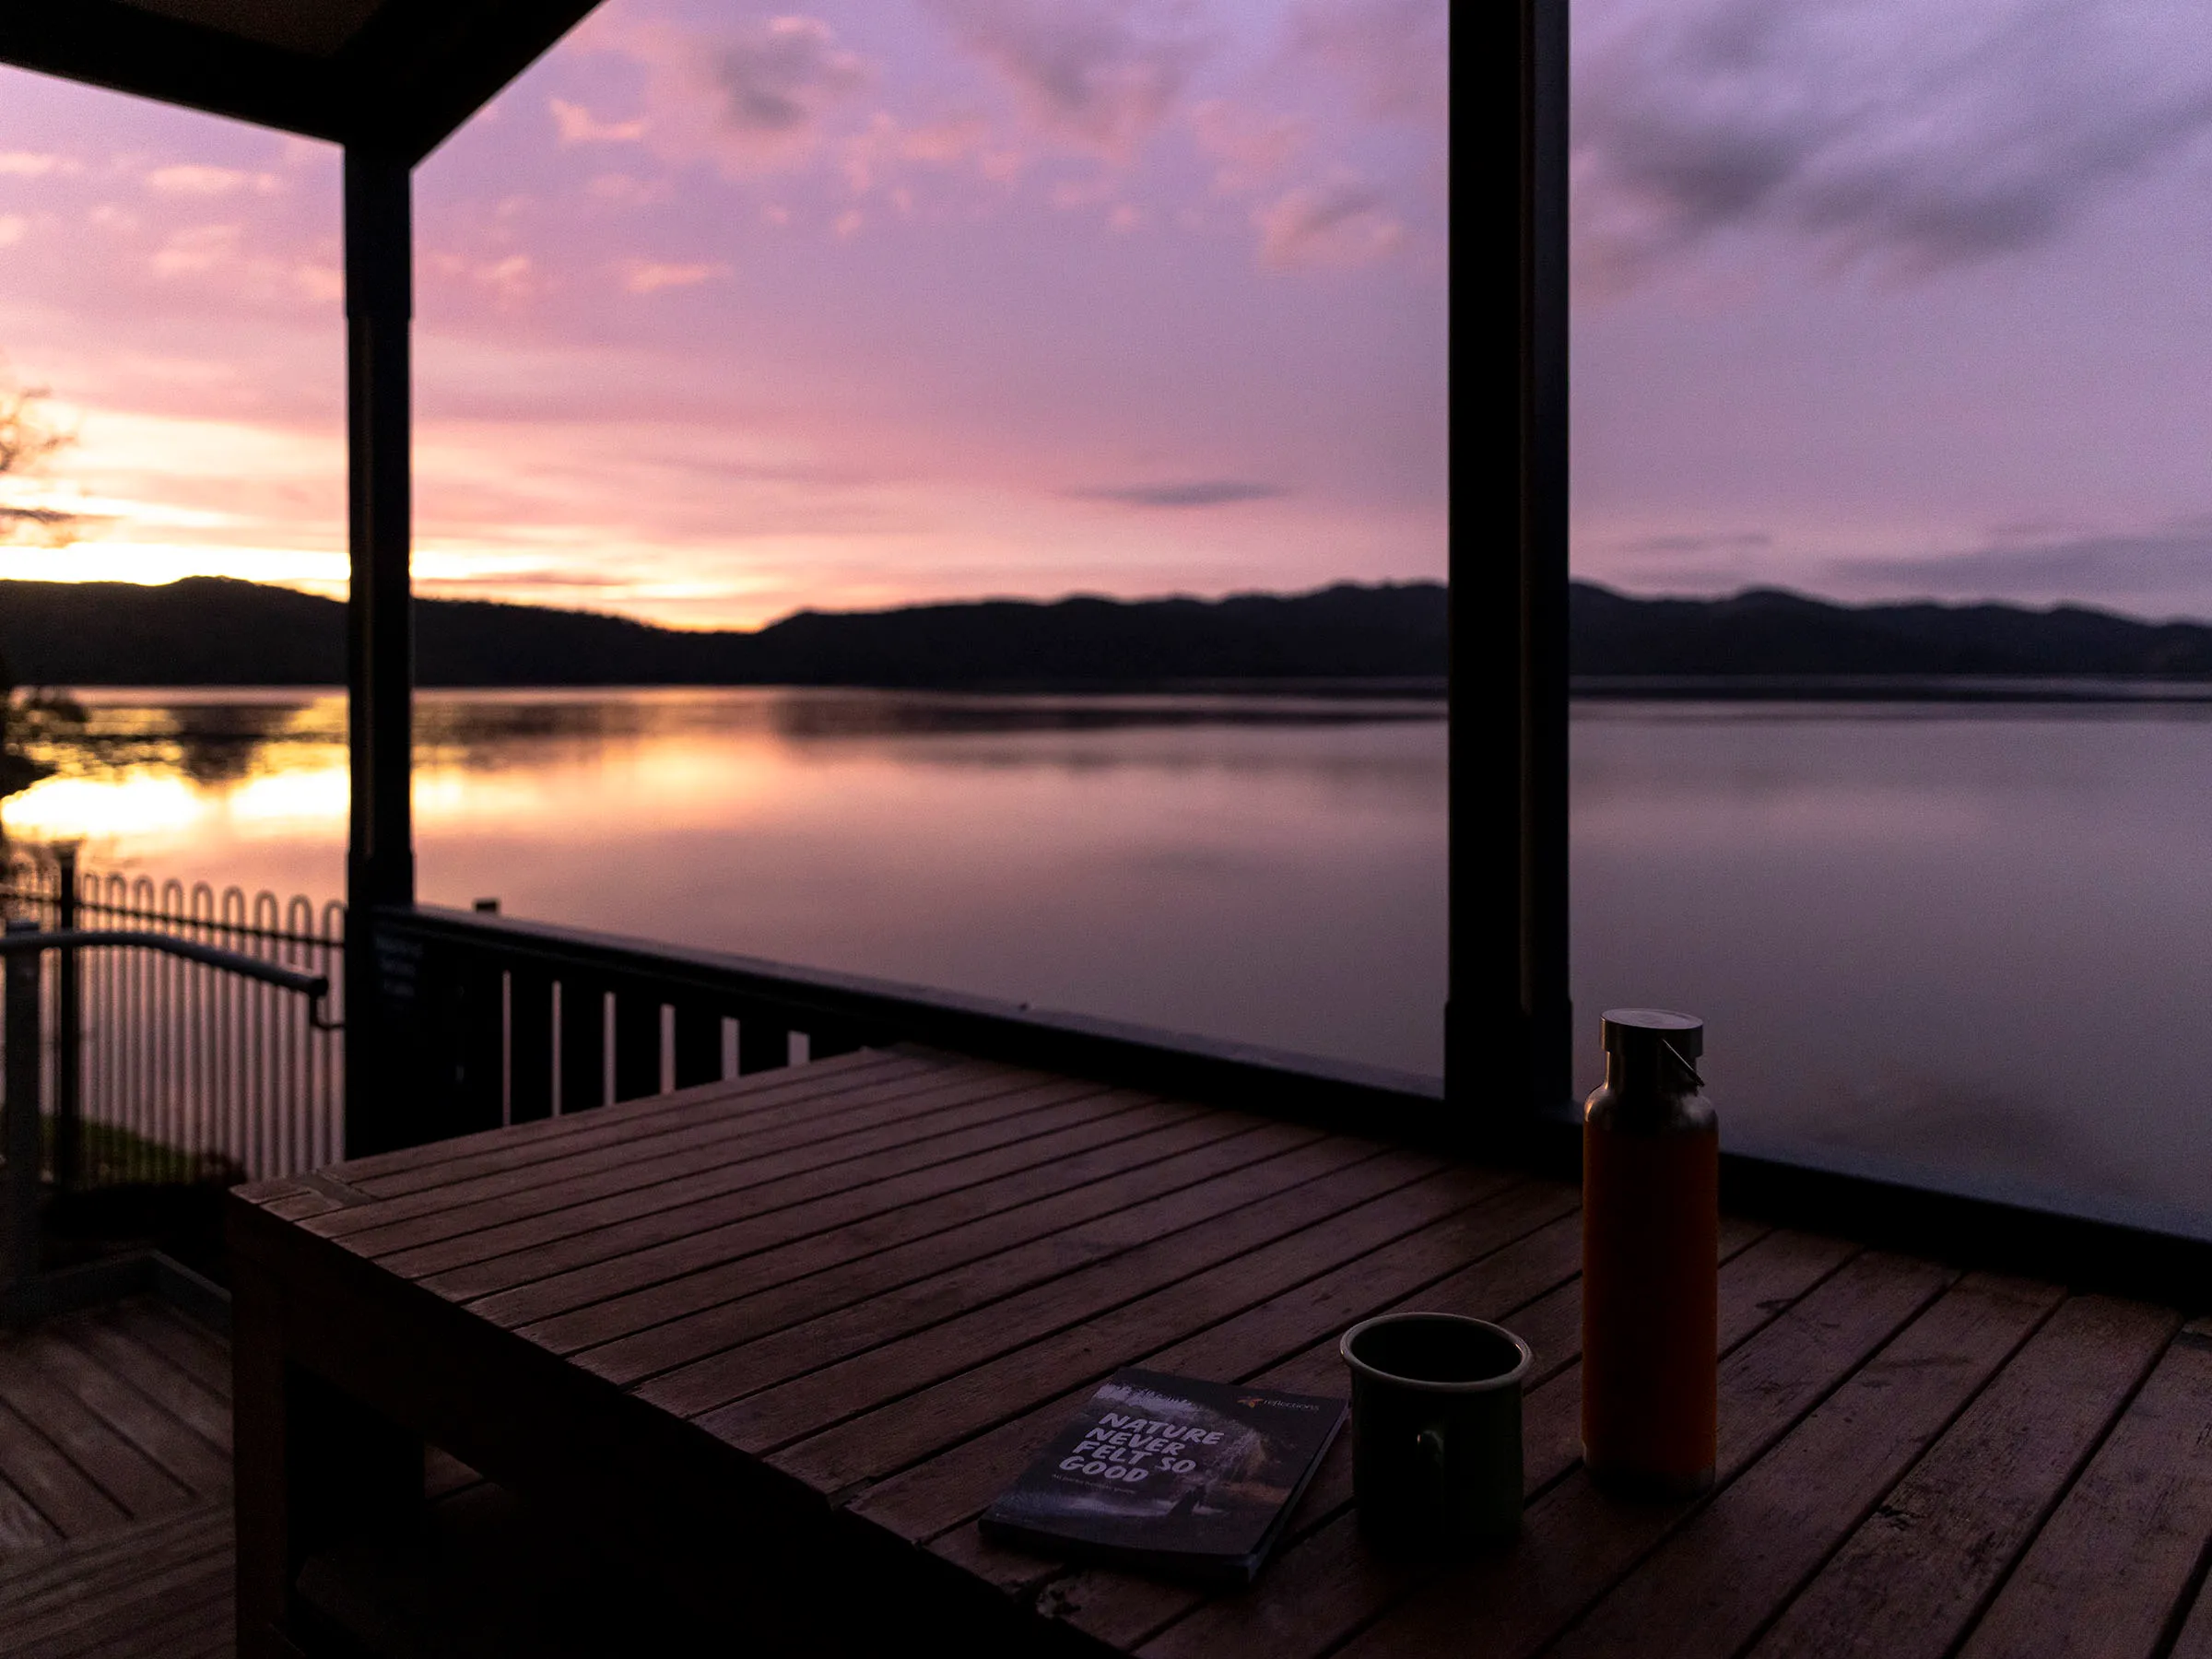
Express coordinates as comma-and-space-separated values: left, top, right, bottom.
0, 0, 1446, 627
5, 1, 2209, 627
1572, 0, 2212, 620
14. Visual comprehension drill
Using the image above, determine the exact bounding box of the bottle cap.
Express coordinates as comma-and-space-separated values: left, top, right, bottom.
1600, 1008, 1703, 1064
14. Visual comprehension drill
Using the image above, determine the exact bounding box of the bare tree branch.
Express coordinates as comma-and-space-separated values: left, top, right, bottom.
0, 369, 78, 546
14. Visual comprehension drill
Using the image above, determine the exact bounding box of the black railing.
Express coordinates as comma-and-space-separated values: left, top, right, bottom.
2, 914, 333, 1301
368, 904, 1447, 1154
1, 850, 346, 1187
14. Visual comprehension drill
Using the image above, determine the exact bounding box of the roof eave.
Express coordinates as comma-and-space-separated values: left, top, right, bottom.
0, 4, 353, 147
0, 0, 607, 162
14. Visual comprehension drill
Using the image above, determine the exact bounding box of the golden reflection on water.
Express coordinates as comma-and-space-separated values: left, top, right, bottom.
5, 692, 350, 844
4, 687, 1446, 851
1, 688, 1451, 1077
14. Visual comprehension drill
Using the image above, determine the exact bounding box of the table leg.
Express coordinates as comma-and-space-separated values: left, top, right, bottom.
234, 1258, 423, 1659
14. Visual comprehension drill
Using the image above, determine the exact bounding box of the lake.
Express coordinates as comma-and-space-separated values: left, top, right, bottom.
7, 688, 2211, 1230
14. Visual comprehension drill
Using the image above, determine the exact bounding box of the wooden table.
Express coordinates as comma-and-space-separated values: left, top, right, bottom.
229, 1044, 2212, 1658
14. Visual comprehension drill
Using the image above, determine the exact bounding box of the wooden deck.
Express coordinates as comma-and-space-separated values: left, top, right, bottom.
36, 1041, 2212, 1656
0, 1296, 234, 1658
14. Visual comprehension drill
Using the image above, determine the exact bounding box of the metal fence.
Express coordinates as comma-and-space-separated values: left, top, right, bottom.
0, 848, 345, 1189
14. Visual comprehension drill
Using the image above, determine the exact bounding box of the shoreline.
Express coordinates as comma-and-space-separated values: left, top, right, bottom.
1571, 674, 2212, 704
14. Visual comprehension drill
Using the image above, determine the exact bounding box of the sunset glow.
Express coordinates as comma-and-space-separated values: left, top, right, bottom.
0, 0, 1449, 628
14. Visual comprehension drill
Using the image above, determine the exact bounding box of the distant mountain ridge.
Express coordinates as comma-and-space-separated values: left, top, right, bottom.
6, 576, 2204, 690
1571, 583, 2212, 678
0, 577, 1447, 688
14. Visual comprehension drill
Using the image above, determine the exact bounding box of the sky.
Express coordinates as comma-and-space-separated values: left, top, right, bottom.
1572, 0, 2212, 620
0, 0, 1448, 628
5, 2, 2212, 629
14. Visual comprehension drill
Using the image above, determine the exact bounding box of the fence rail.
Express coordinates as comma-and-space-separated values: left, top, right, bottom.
0, 849, 1443, 1207
370, 902, 1445, 1155
0, 849, 345, 1189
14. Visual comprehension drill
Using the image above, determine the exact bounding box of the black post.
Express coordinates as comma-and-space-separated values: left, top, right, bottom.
343, 147, 417, 1157
1526, 0, 1572, 1110
5, 919, 42, 1287
53, 844, 79, 1192
1447, 0, 1571, 1122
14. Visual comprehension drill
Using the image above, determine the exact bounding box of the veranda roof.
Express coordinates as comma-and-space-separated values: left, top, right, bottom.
0, 0, 598, 159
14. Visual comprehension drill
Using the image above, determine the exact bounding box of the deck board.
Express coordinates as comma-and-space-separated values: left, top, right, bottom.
306, 1062, 1078, 1253
0, 1299, 234, 1659
673, 1145, 1443, 1441
1006, 1218, 1817, 1653
1747, 1293, 2178, 1659
0, 1340, 194, 1521
606, 1125, 1367, 1398
1547, 1273, 2062, 1659
1953, 1322, 2212, 1659
398, 1087, 1186, 1290
322, 1046, 929, 1197
202, 1043, 2212, 1656
539, 1119, 1320, 1374
763, 1164, 1519, 1490
63, 1311, 231, 1454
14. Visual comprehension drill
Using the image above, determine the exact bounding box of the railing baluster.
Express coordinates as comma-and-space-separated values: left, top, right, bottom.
509, 970, 556, 1122
450, 948, 506, 1135
558, 978, 606, 1113
810, 1028, 863, 1061
53, 847, 80, 1192
4, 920, 42, 1286
612, 986, 662, 1101
737, 1013, 791, 1077
672, 1002, 723, 1089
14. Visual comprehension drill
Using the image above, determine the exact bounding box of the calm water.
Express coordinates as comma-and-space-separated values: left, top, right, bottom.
3, 688, 1451, 1079
10, 688, 2212, 1227
1574, 701, 2212, 1230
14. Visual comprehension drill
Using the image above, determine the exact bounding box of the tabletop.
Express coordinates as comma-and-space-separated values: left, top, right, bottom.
231, 1044, 2212, 1659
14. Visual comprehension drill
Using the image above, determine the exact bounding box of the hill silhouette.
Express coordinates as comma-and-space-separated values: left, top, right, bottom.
0, 577, 1447, 688
6, 576, 2204, 689
1571, 583, 2212, 677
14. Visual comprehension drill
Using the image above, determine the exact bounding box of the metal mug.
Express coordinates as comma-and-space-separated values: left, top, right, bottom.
1341, 1312, 1531, 1555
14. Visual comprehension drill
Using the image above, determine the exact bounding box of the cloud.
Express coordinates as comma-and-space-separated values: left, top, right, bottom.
584, 172, 673, 206
1828, 517, 2212, 611
145, 164, 282, 197
710, 15, 872, 158
0, 152, 75, 179
1189, 100, 1309, 193
0, 216, 23, 248
424, 251, 541, 307
595, 15, 875, 176
1620, 531, 1775, 555
1287, 0, 1449, 122
149, 224, 241, 277
924, 0, 1209, 159
1253, 171, 1406, 266
840, 112, 994, 193
618, 260, 728, 294
1071, 479, 1288, 507
417, 569, 633, 592
1575, 0, 2212, 287
551, 100, 647, 144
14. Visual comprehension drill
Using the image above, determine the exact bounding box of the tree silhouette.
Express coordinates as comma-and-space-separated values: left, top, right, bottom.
0, 370, 84, 806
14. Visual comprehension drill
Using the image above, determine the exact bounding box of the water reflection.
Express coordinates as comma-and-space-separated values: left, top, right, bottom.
15, 688, 2212, 1222
3, 688, 1450, 1077
1573, 700, 2212, 1228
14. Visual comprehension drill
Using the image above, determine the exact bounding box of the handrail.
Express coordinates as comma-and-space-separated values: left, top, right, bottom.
0, 927, 335, 1022
3, 920, 340, 1309
383, 902, 1443, 1136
